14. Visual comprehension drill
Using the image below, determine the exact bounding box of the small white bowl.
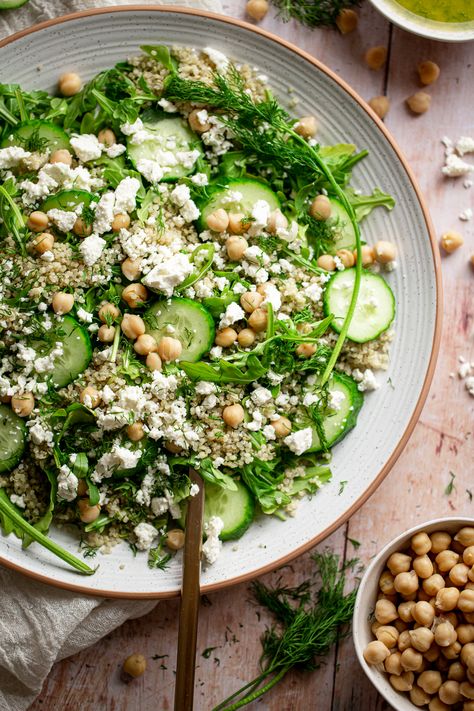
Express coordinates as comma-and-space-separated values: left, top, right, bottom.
353, 517, 474, 710
368, 0, 474, 42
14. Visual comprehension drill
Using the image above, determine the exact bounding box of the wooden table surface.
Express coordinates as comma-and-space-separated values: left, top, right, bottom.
29, 3, 474, 710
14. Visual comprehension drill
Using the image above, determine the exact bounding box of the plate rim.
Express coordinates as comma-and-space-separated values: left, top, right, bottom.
0, 5, 443, 599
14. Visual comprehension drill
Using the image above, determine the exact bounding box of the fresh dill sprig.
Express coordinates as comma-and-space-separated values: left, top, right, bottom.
212, 551, 358, 710
445, 471, 456, 496
148, 544, 172, 570
270, 0, 359, 28
17, 127, 49, 153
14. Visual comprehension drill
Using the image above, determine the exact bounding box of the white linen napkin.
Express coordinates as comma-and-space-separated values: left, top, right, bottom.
0, 2, 222, 710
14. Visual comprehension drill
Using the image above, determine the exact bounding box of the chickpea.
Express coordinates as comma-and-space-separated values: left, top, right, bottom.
294, 116, 317, 139
121, 257, 142, 282
226, 235, 248, 260
435, 622, 457, 648
52, 292, 74, 315
444, 611, 459, 629
431, 532, 452, 554
122, 283, 148, 309
335, 8, 358, 34
206, 208, 229, 233
296, 343, 317, 358
240, 291, 263, 313
414, 554, 434, 579
27, 210, 49, 232
418, 60, 440, 86
237, 328, 256, 348
166, 529, 185, 551
215, 328, 238, 347
374, 240, 397, 264
413, 600, 435, 627
121, 314, 146, 340
456, 528, 474, 548
58, 72, 82, 96
401, 648, 423, 672
50, 149, 72, 165
461, 644, 474, 672
80, 386, 101, 409
450, 563, 470, 586
462, 683, 474, 700
364, 45, 388, 71
247, 308, 267, 333
448, 661, 466, 682
188, 108, 211, 134
418, 670, 442, 695
459, 626, 474, 645
146, 352, 162, 372
112, 213, 131, 232
164, 441, 182, 454
406, 91, 431, 115
465, 613, 474, 624
363, 640, 390, 665
375, 598, 398, 625
385, 651, 402, 675
409, 627, 434, 653
439, 680, 462, 705
425, 645, 441, 663
98, 302, 120, 323
436, 549, 459, 572
387, 552, 412, 575
317, 254, 336, 271
122, 653, 147, 679
11, 393, 34, 417
73, 216, 92, 237
157, 337, 182, 362
394, 570, 419, 596
436, 587, 460, 612
271, 416, 292, 438
97, 325, 115, 343
412, 532, 432, 555
429, 700, 449, 711
464, 547, 474, 567
97, 128, 116, 146
398, 600, 416, 623
223, 403, 244, 428
395, 619, 409, 633
134, 334, 158, 356
376, 626, 399, 649
410, 685, 432, 707
77, 499, 101, 523
31, 232, 54, 254
368, 96, 390, 120
442, 641, 461, 660
379, 570, 396, 596
267, 209, 288, 234
309, 195, 332, 221
126, 422, 145, 442
464, 701, 474, 710
423, 574, 445, 597
336, 249, 355, 268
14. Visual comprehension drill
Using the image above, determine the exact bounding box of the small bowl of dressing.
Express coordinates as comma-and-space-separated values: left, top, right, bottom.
368, 0, 474, 42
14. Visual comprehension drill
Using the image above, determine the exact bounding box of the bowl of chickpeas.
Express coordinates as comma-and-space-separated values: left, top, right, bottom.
353, 518, 474, 711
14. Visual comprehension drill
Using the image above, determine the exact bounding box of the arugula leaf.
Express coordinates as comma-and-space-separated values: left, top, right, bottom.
202, 291, 239, 317
198, 458, 238, 491
140, 45, 178, 73
180, 355, 267, 384
0, 178, 26, 255
176, 244, 215, 292
345, 186, 396, 221
241, 459, 290, 515
23, 468, 57, 547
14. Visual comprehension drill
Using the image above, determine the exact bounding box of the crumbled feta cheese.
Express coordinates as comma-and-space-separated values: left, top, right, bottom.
262, 283, 282, 312
142, 253, 194, 296
202, 516, 224, 564
459, 208, 473, 221
151, 496, 169, 516
456, 136, 474, 155
352, 368, 379, 392
466, 376, 474, 397
329, 389, 345, 411
118, 385, 147, 414
219, 301, 245, 329
134, 522, 158, 550
262, 424, 276, 441
158, 98, 178, 113
76, 307, 94, 323
203, 47, 229, 73
251, 386, 272, 406
101, 385, 116, 404
0, 146, 32, 169
442, 154, 474, 177
29, 421, 54, 446
210, 345, 222, 359
304, 282, 322, 303
79, 234, 106, 266
57, 465, 79, 502
120, 118, 144, 136
180, 199, 200, 223
191, 173, 209, 186
93, 192, 115, 234
171, 184, 191, 207
70, 133, 102, 162
284, 427, 313, 456
105, 143, 126, 158
195, 381, 217, 395
10, 494, 26, 509
46, 207, 80, 233
114, 176, 141, 215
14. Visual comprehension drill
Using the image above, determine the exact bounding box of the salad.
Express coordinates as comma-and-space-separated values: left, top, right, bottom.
0, 45, 396, 573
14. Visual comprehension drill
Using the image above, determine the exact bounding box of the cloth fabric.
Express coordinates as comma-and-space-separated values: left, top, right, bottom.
0, 1, 222, 709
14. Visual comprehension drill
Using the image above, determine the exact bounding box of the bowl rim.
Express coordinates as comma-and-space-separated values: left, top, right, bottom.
0, 5, 443, 599
353, 517, 474, 708
367, 0, 474, 42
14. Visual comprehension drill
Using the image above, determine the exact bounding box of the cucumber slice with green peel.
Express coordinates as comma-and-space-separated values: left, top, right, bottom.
0, 0, 30, 7
0, 405, 26, 474
307, 372, 364, 453
197, 178, 280, 231
327, 198, 357, 253
41, 189, 97, 213
180, 480, 255, 541
323, 268, 395, 343
145, 297, 215, 362
127, 110, 203, 182
1, 120, 70, 152
51, 315, 92, 388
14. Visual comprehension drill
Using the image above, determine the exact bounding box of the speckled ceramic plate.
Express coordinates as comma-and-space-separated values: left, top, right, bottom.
0, 6, 442, 598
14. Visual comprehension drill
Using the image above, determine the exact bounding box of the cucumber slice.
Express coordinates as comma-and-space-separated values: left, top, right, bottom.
145, 297, 215, 362
127, 109, 203, 182
323, 268, 395, 343
1, 120, 70, 152
0, 405, 26, 474
197, 178, 280, 231
52, 315, 92, 388
307, 372, 364, 452
0, 0, 30, 7
328, 198, 357, 252
41, 189, 97, 213
180, 480, 255, 541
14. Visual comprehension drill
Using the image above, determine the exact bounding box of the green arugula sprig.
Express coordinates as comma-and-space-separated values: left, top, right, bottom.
213, 551, 358, 710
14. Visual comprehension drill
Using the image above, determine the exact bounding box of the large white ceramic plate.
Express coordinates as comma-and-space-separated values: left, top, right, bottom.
0, 7, 441, 598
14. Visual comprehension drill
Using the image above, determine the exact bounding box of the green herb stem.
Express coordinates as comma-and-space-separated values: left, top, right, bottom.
214, 666, 288, 711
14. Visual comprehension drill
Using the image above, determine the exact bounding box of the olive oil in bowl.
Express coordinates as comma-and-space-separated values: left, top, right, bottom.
394, 0, 474, 23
